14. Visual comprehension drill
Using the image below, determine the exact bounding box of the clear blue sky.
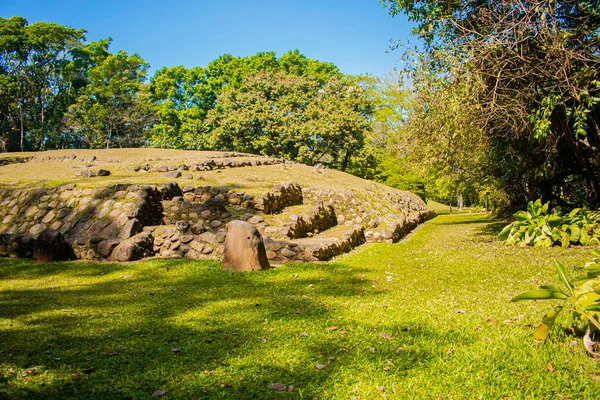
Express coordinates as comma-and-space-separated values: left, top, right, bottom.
1, 0, 415, 77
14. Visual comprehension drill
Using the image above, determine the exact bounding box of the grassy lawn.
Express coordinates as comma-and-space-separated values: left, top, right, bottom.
1, 214, 599, 399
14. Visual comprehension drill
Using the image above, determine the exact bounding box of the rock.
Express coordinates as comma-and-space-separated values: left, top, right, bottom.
120, 218, 141, 239
183, 174, 193, 179
190, 223, 206, 235
198, 231, 217, 245
112, 242, 142, 262
221, 220, 270, 271
175, 220, 190, 232
97, 169, 110, 176
97, 239, 121, 258
158, 165, 168, 172
247, 215, 264, 224
190, 240, 204, 252
33, 229, 68, 262
280, 248, 297, 258
130, 232, 153, 248
210, 220, 222, 229
215, 231, 227, 243
163, 171, 181, 179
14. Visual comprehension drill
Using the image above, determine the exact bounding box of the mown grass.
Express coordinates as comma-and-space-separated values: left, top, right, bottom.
1, 214, 599, 399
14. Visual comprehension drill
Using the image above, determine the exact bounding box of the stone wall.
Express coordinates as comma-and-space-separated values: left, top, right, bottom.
0, 179, 434, 264
254, 183, 303, 214
277, 204, 337, 239
263, 226, 366, 262
365, 210, 437, 243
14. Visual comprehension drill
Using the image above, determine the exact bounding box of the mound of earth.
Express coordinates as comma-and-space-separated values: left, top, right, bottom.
0, 149, 435, 263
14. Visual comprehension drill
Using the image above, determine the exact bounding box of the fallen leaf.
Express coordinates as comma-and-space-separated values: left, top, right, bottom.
328, 356, 336, 361
445, 348, 454, 355
377, 385, 385, 391
268, 383, 287, 391
455, 309, 466, 314
171, 348, 181, 353
380, 333, 394, 341
583, 328, 600, 358
546, 362, 554, 373
82, 367, 95, 374
221, 383, 233, 388
383, 367, 390, 371
370, 347, 377, 353
118, 345, 125, 351
315, 364, 325, 370
288, 385, 294, 392
325, 326, 338, 331
340, 329, 347, 334
152, 390, 167, 397
261, 337, 267, 343
299, 332, 308, 337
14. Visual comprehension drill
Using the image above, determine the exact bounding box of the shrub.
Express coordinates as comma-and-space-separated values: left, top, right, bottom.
498, 199, 600, 247
512, 254, 600, 356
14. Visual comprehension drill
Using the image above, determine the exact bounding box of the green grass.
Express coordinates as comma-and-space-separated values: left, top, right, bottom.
1, 214, 599, 399
427, 199, 471, 215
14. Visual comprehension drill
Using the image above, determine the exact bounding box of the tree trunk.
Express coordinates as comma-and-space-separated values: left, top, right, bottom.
19, 103, 24, 152
457, 192, 464, 211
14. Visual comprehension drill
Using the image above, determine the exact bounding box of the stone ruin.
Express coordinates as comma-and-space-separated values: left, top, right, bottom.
0, 180, 435, 264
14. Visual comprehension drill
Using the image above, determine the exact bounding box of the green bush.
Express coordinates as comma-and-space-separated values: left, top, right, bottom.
499, 199, 600, 247
512, 254, 600, 355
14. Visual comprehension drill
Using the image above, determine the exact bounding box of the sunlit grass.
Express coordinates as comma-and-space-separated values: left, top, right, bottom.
1, 214, 599, 398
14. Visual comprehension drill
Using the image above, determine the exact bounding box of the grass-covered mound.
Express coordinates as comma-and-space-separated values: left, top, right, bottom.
1, 214, 598, 398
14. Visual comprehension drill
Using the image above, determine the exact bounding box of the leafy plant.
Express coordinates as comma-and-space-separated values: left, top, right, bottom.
499, 199, 600, 247
512, 253, 600, 356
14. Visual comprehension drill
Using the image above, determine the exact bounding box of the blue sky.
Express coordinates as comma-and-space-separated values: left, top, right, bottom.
1, 0, 416, 77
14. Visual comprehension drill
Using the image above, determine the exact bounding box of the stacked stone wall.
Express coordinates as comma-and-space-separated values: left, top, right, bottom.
278, 205, 337, 239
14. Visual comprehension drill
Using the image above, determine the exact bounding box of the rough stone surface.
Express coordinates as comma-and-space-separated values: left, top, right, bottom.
221, 221, 270, 271
112, 241, 142, 262
163, 171, 181, 179
97, 239, 121, 258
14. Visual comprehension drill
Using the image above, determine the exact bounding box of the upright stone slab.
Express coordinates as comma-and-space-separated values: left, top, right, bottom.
221, 220, 270, 271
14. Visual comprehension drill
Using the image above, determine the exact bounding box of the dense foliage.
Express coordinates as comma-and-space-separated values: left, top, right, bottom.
383, 0, 600, 208
499, 199, 600, 247
0, 18, 381, 175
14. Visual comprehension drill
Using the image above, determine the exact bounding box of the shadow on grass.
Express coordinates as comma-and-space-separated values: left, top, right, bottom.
0, 258, 475, 399
430, 213, 492, 226
476, 220, 510, 237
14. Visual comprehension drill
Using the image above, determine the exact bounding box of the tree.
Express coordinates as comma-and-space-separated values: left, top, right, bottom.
0, 16, 86, 151
383, 0, 600, 207
64, 50, 153, 148
147, 50, 341, 150
204, 71, 372, 169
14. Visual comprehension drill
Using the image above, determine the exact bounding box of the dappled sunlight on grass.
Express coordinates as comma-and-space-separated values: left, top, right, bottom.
1, 215, 599, 398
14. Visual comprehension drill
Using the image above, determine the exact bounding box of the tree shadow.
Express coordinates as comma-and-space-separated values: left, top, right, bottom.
0, 259, 475, 399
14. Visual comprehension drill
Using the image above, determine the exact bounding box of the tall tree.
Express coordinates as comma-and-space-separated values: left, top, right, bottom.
383, 0, 600, 207
64, 50, 153, 148
0, 16, 86, 151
